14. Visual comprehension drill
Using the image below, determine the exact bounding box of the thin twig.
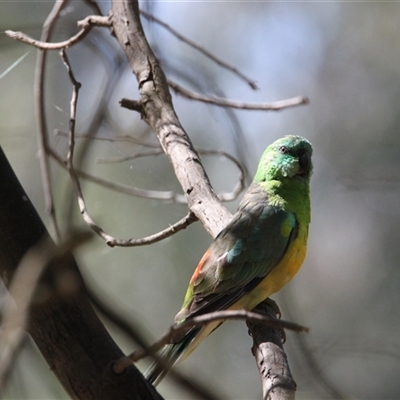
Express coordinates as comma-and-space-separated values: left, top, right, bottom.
49, 147, 187, 203
106, 212, 198, 247
200, 150, 246, 202
168, 79, 309, 111
54, 129, 161, 148
97, 149, 163, 164
60, 50, 195, 247
6, 15, 110, 50
59, 49, 102, 239
34, 0, 67, 242
140, 9, 258, 90
59, 133, 245, 202
113, 309, 309, 374
96, 149, 246, 202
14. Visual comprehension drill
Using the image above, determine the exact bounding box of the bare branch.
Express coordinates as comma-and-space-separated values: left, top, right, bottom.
59, 50, 194, 247
6, 15, 110, 50
120, 97, 144, 113
140, 9, 259, 90
112, 0, 232, 238
113, 309, 308, 374
105, 212, 197, 248
34, 0, 66, 241
60, 49, 111, 241
248, 300, 297, 400
168, 79, 309, 111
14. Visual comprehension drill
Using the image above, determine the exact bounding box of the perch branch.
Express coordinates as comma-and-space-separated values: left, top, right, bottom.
113, 309, 308, 374
248, 300, 299, 400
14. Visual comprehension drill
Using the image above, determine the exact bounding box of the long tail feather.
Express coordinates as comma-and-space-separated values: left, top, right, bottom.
145, 344, 179, 386
144, 329, 199, 386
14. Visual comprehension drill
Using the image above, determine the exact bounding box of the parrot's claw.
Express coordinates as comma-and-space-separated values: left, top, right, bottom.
280, 327, 287, 344
264, 298, 286, 343
264, 298, 282, 319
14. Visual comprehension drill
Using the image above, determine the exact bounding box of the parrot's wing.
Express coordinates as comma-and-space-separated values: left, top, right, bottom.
175, 192, 297, 323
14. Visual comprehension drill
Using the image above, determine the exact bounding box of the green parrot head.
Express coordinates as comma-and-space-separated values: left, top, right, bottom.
254, 135, 313, 183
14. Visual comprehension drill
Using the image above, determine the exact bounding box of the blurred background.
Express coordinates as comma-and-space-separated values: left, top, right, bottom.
1, 1, 400, 399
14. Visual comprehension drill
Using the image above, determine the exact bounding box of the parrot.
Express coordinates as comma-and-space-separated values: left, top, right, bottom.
145, 135, 313, 386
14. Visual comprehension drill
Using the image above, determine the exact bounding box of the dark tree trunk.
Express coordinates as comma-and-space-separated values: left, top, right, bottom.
0, 146, 162, 399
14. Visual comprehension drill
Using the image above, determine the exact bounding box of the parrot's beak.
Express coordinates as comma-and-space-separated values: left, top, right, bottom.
298, 151, 312, 177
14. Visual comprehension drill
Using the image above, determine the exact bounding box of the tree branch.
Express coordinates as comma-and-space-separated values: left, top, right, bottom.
247, 301, 297, 400
113, 309, 308, 374
111, 0, 232, 238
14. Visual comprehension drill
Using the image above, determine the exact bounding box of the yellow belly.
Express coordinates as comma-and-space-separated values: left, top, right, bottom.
229, 233, 307, 311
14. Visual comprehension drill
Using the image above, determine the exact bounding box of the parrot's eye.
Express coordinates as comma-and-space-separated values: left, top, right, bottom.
279, 146, 289, 154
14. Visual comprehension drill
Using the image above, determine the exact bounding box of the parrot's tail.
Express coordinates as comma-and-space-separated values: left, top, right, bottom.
144, 328, 199, 386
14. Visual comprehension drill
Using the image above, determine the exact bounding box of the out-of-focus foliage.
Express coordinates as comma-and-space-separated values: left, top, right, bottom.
1, 1, 400, 399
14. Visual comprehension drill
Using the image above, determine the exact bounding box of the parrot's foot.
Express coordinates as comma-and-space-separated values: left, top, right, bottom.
264, 297, 281, 319
280, 327, 287, 344
264, 298, 286, 343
